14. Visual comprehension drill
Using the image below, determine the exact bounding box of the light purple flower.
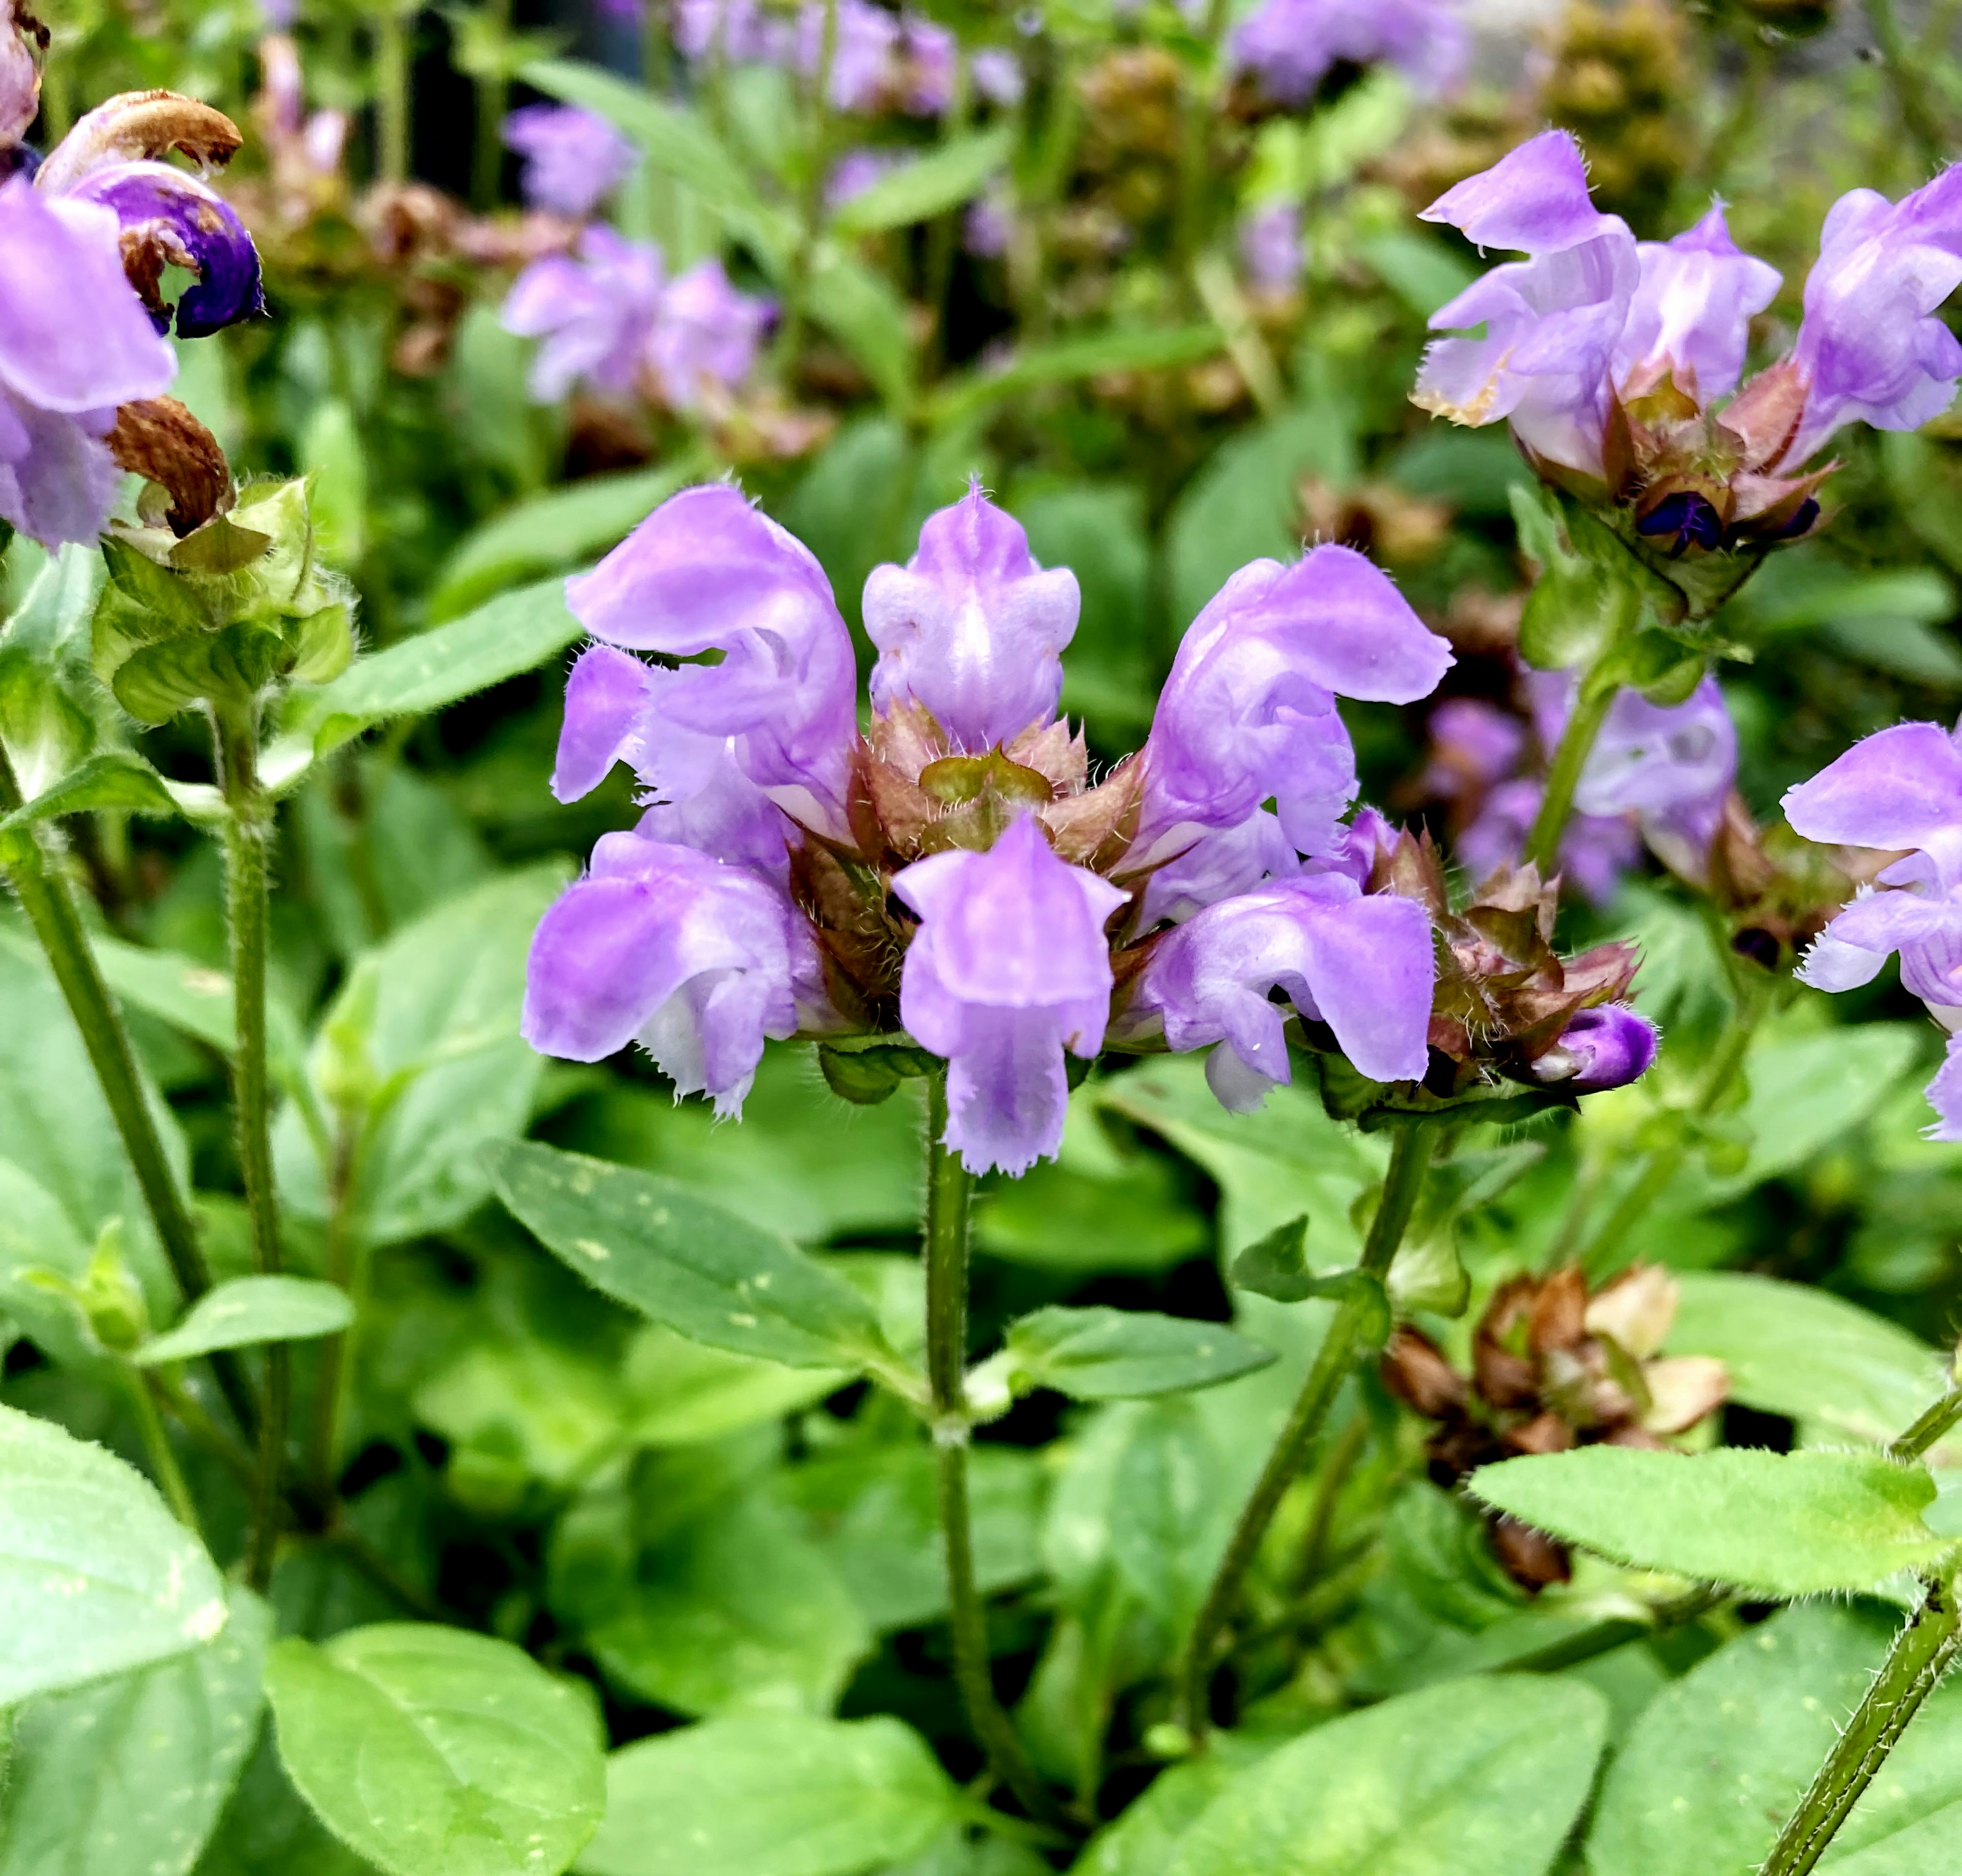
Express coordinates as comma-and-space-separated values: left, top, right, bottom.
1784, 718, 1962, 1136
1614, 204, 1781, 404
1138, 544, 1454, 863
1137, 809, 1300, 928
648, 259, 775, 412
971, 49, 1024, 107
501, 225, 664, 401
827, 148, 901, 210
1232, 0, 1469, 104
1457, 779, 1639, 904
964, 187, 1011, 260
0, 179, 176, 546
1135, 871, 1437, 1111
521, 831, 819, 1114
1420, 697, 1528, 803
1415, 130, 1639, 479
565, 484, 859, 832
674, 0, 795, 64
1531, 1005, 1659, 1093
1570, 675, 1737, 862
1785, 170, 1962, 466
863, 483, 1081, 752
1240, 202, 1303, 293
503, 104, 637, 221
894, 815, 1127, 1174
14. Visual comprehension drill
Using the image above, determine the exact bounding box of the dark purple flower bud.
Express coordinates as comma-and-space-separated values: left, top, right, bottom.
521, 831, 822, 1112
503, 104, 636, 221
1615, 205, 1780, 404
0, 179, 176, 546
893, 814, 1128, 1175
1786, 170, 1962, 466
64, 163, 266, 337
1138, 544, 1454, 863
1636, 489, 1725, 555
1415, 131, 1638, 480
565, 484, 859, 833
863, 483, 1080, 753
1232, 0, 1468, 105
1134, 871, 1436, 1109
1531, 1005, 1659, 1093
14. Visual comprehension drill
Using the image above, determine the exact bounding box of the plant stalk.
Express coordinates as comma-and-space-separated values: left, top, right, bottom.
128, 1370, 201, 1537
212, 698, 289, 1594
923, 1072, 1063, 1827
0, 746, 258, 1439
1889, 1385, 1962, 1461
1177, 1122, 1433, 1738
1524, 677, 1617, 877
1758, 1569, 1962, 1876
470, 0, 512, 211
307, 1113, 363, 1498
375, 5, 413, 184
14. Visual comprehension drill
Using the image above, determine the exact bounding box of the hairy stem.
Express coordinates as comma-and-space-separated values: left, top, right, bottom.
0, 747, 259, 1438
307, 1113, 363, 1498
213, 699, 288, 1594
923, 1073, 1063, 1826
1759, 1570, 1962, 1876
129, 1370, 201, 1537
1889, 1386, 1962, 1461
1524, 677, 1617, 877
1177, 1123, 1433, 1738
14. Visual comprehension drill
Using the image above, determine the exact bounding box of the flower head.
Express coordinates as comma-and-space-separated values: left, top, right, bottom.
503, 104, 636, 221
1232, 0, 1468, 105
646, 258, 775, 413
501, 226, 665, 401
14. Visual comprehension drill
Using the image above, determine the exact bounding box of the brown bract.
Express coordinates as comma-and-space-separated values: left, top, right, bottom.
36, 90, 243, 195
789, 705, 1155, 1028
1383, 1262, 1729, 1588
109, 396, 232, 537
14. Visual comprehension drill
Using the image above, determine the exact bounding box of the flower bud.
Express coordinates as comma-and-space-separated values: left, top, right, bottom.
91, 469, 355, 724
1530, 1004, 1659, 1093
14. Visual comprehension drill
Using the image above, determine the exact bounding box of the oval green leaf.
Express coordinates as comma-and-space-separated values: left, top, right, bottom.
264, 1624, 605, 1876
1469, 1446, 1949, 1596
1002, 1306, 1274, 1400
575, 1715, 960, 1876
136, 1275, 354, 1365
0, 1403, 228, 1703
1161, 1675, 1608, 1876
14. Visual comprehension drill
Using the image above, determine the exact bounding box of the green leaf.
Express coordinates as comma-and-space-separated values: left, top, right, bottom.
1229, 1214, 1318, 1301
831, 126, 1012, 234
289, 578, 582, 756
1469, 1447, 1950, 1596
804, 247, 918, 410
1667, 1272, 1949, 1448
1000, 1306, 1274, 1400
82, 932, 237, 1054
136, 1274, 354, 1365
484, 1140, 903, 1376
1160, 1676, 1608, 1876
0, 750, 177, 838
1354, 229, 1477, 317
0, 1587, 270, 1876
1585, 1601, 1897, 1876
576, 1715, 961, 1876
428, 463, 698, 621
815, 1035, 940, 1106
264, 1624, 605, 1876
0, 1402, 228, 1703
627, 1327, 851, 1446
581, 1488, 871, 1716
931, 325, 1224, 431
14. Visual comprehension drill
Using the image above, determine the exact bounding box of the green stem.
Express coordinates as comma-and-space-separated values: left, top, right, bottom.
307, 1114, 362, 1498
128, 1370, 201, 1537
1289, 1408, 1368, 1595
920, 50, 972, 381
775, 0, 839, 379
1861, 0, 1945, 171
923, 1073, 1064, 1827
470, 0, 512, 211
1759, 1569, 1962, 1876
0, 748, 258, 1439
1524, 678, 1617, 877
1171, 0, 1233, 282
376, 5, 413, 184
213, 699, 288, 1594
1177, 1123, 1434, 1739
1889, 1386, 1962, 1461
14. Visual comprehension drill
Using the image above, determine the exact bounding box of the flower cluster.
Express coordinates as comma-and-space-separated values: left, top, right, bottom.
1232, 0, 1468, 107
1785, 719, 1962, 1138
522, 481, 1661, 1174
0, 79, 264, 547
1414, 130, 1962, 561
503, 104, 637, 223
502, 232, 774, 413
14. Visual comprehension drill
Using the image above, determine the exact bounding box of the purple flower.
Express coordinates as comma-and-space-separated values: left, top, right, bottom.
1614, 205, 1781, 404
648, 259, 775, 412
1570, 675, 1737, 864
1530, 1005, 1659, 1093
971, 49, 1024, 107
1420, 697, 1528, 803
1240, 202, 1304, 293
827, 148, 901, 210
521, 831, 820, 1114
1232, 0, 1468, 104
503, 104, 636, 221
1784, 171, 1962, 466
1457, 779, 1640, 904
1138, 544, 1454, 863
674, 0, 795, 64
1784, 719, 1962, 1135
501, 225, 664, 401
893, 814, 1128, 1175
963, 188, 1011, 260
862, 483, 1081, 753
1136, 809, 1300, 928
0, 179, 176, 546
1415, 130, 1639, 479
1134, 871, 1437, 1110
565, 484, 859, 831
